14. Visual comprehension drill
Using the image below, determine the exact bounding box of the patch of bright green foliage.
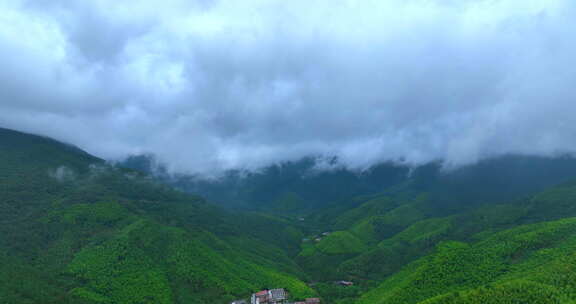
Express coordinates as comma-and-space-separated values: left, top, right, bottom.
358, 217, 576, 304
316, 231, 367, 255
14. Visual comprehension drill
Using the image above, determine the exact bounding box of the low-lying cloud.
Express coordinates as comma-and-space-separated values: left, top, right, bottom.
1, 0, 575, 175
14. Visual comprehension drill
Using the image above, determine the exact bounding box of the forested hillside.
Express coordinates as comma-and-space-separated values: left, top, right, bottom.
5, 127, 576, 304
0, 128, 316, 304
123, 154, 576, 214
292, 177, 576, 303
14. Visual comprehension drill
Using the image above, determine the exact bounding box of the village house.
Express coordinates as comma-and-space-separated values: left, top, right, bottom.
247, 288, 321, 304
250, 288, 289, 304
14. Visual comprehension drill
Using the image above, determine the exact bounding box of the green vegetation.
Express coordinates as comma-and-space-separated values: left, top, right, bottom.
0, 128, 315, 304
358, 218, 576, 304
316, 231, 367, 255
294, 174, 576, 303
8, 127, 576, 303
419, 280, 570, 304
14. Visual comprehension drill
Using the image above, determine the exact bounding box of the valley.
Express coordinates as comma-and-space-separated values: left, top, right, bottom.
3, 127, 576, 303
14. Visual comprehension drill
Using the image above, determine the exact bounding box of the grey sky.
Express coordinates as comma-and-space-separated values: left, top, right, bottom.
1, 0, 575, 175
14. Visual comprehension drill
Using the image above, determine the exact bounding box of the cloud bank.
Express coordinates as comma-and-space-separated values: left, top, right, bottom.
1, 0, 575, 175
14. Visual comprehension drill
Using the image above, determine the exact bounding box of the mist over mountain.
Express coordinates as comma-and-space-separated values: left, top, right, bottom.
2, 0, 576, 175
4, 1, 576, 302
122, 153, 576, 213
6, 127, 576, 303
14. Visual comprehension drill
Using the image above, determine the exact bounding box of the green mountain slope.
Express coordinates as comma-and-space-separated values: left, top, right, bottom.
0, 128, 315, 304
300, 178, 576, 303
7, 127, 576, 304
358, 216, 576, 304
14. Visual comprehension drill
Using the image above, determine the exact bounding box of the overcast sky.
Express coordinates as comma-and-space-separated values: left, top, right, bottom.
1, 0, 575, 175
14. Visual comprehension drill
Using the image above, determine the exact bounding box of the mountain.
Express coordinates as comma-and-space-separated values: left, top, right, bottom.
291, 177, 576, 303
0, 128, 316, 304
6, 127, 576, 304
121, 155, 410, 211
122, 154, 576, 215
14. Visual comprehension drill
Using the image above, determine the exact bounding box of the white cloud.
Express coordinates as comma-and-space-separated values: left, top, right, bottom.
0, 0, 575, 175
